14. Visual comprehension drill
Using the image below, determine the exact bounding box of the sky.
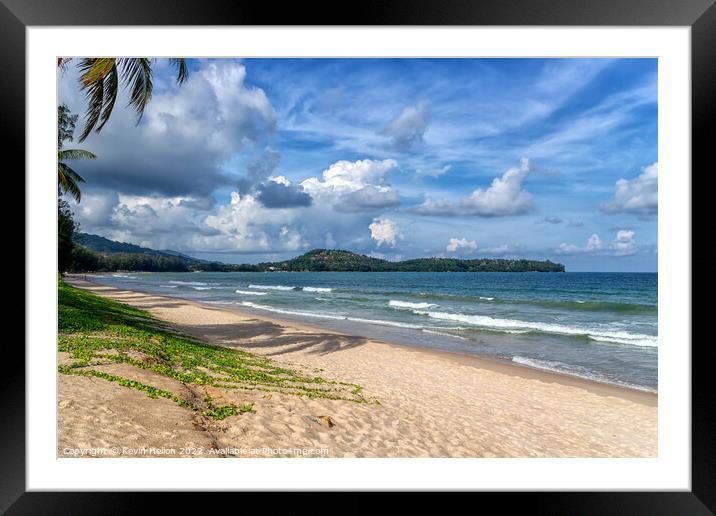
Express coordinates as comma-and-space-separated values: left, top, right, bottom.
58, 58, 658, 272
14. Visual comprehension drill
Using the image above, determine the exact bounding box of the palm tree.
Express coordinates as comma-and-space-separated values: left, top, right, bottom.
58, 104, 96, 202
58, 149, 95, 202
57, 58, 188, 141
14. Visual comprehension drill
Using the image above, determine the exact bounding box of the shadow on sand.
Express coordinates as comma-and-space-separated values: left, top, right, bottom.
174, 318, 367, 357
70, 279, 368, 357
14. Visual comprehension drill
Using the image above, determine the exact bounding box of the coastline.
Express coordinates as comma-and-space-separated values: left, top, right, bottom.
199, 295, 657, 405
60, 275, 658, 457
65, 273, 657, 402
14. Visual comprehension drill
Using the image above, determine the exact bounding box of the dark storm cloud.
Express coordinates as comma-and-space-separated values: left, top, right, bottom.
237, 148, 314, 209
333, 186, 401, 213
255, 181, 312, 208
71, 150, 231, 197
58, 60, 277, 198
237, 148, 282, 193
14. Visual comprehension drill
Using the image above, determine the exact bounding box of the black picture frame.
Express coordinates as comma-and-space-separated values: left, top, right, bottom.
5, 0, 709, 512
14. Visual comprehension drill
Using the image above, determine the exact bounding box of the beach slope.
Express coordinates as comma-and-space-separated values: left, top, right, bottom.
59, 277, 657, 458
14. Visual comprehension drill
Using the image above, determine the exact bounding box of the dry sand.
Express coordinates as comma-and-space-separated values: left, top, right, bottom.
59, 277, 657, 458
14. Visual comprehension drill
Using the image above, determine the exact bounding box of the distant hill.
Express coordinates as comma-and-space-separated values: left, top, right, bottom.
70, 234, 564, 273
253, 249, 565, 273
74, 233, 206, 261
71, 233, 225, 272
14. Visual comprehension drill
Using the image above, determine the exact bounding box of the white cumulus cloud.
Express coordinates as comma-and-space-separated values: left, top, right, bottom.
201, 192, 304, 253
59, 59, 277, 198
446, 238, 477, 253
300, 159, 400, 212
602, 162, 658, 216
369, 218, 399, 248
555, 233, 603, 255
145, 61, 277, 156
610, 229, 638, 256
413, 158, 533, 217
555, 231, 640, 257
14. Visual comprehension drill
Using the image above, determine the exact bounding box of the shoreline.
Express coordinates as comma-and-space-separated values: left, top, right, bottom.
215, 297, 657, 406
65, 273, 657, 405
60, 275, 658, 457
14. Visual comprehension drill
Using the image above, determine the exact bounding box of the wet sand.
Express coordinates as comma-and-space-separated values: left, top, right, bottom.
59, 277, 658, 458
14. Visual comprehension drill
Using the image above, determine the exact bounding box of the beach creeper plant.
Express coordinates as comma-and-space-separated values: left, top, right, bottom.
58, 277, 371, 420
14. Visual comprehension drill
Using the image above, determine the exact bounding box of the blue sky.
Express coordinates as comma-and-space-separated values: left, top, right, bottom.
59, 58, 658, 271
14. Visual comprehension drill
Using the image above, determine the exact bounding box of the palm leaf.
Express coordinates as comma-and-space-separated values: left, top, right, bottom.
119, 58, 153, 124
96, 63, 119, 132
58, 162, 85, 202
169, 58, 189, 84
79, 58, 116, 86
58, 149, 97, 161
73, 57, 188, 139
78, 65, 106, 142
57, 58, 72, 73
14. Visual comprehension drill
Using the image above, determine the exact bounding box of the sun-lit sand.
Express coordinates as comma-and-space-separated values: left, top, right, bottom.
59, 277, 657, 458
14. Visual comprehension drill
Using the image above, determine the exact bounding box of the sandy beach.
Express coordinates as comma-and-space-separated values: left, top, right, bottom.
59, 277, 657, 458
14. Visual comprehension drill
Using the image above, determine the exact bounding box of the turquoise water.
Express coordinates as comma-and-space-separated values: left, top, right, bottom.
91, 271, 658, 392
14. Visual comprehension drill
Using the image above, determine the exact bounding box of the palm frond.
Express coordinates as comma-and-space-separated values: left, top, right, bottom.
96, 63, 119, 132
78, 68, 106, 142
79, 58, 116, 86
72, 57, 188, 139
58, 162, 85, 202
58, 162, 86, 183
57, 58, 72, 73
58, 149, 97, 161
169, 58, 189, 84
77, 60, 120, 141
119, 58, 153, 124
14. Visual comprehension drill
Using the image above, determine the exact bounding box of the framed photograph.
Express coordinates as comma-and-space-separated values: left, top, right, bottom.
7, 0, 710, 511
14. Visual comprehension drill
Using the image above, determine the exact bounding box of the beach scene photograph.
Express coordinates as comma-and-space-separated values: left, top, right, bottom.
57, 57, 658, 458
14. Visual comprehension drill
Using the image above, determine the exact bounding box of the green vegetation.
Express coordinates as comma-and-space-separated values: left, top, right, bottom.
74, 232, 181, 256
58, 104, 96, 202
68, 235, 565, 273
255, 249, 565, 273
57, 105, 93, 272
71, 247, 194, 273
58, 276, 369, 420
58, 200, 77, 273
69, 233, 228, 272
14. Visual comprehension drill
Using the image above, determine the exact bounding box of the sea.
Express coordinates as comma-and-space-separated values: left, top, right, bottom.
89, 271, 658, 392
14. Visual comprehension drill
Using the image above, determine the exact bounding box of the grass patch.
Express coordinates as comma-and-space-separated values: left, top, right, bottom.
58, 275, 369, 420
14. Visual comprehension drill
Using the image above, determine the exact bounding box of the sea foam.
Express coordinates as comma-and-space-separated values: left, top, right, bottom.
413, 309, 657, 347
239, 301, 425, 329
239, 301, 345, 320
303, 286, 333, 293
388, 300, 437, 310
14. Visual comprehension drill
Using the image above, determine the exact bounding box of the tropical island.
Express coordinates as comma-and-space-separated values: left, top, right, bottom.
69, 233, 565, 273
